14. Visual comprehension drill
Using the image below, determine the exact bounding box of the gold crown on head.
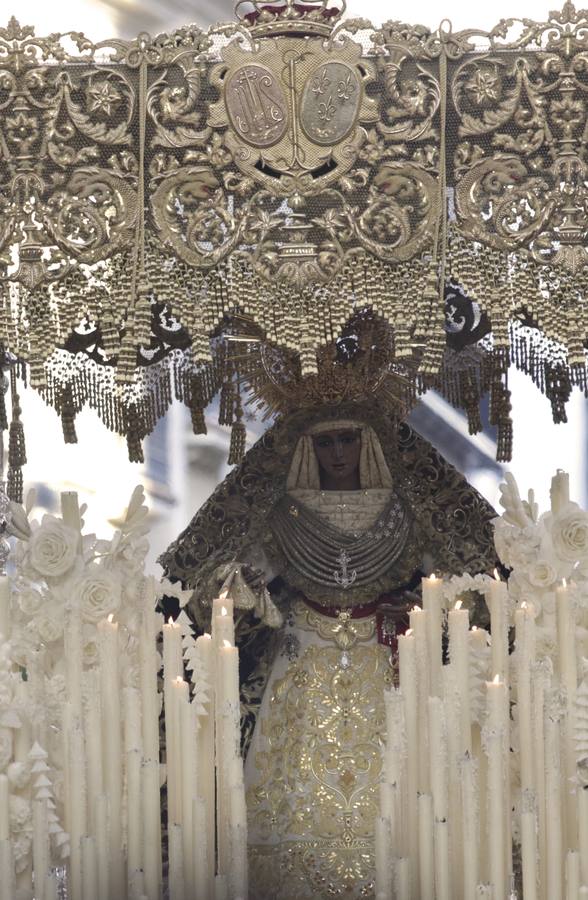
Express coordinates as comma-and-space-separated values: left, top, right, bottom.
234, 0, 346, 38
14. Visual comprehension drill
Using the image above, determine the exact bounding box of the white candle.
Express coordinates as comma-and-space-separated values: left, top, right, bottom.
428, 697, 448, 821
213, 605, 235, 648
488, 573, 509, 682
169, 823, 186, 900
0, 576, 10, 640
520, 798, 538, 900
64, 603, 83, 720
179, 683, 197, 895
486, 676, 507, 900
545, 705, 564, 900
45, 872, 58, 900
217, 639, 240, 876
566, 849, 580, 900
550, 470, 570, 515
580, 785, 588, 887
460, 752, 479, 900
557, 580, 578, 850
32, 798, 49, 900
65, 706, 86, 900
422, 575, 443, 698
514, 602, 536, 794
398, 630, 418, 891
140, 604, 162, 900
193, 796, 211, 900
95, 793, 109, 900
82, 835, 99, 900
394, 857, 410, 900
98, 615, 124, 899
84, 672, 103, 836
0, 775, 8, 841
163, 618, 183, 828
449, 600, 472, 754
124, 686, 143, 891
409, 607, 430, 794
375, 817, 392, 896
418, 793, 434, 899
0, 839, 15, 900
194, 633, 215, 889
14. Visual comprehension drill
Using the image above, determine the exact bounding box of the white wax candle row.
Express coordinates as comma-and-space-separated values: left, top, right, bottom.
162, 596, 247, 900
377, 574, 588, 900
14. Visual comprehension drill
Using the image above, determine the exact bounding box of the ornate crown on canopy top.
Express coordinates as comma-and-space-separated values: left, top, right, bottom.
236, 0, 346, 37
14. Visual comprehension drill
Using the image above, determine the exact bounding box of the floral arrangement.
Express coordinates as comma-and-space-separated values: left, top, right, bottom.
0, 485, 188, 897
493, 471, 588, 662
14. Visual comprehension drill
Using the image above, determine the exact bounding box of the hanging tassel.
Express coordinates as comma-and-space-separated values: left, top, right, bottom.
61, 394, 78, 445
125, 404, 145, 463
7, 368, 26, 503
126, 432, 144, 464
227, 384, 246, 465
0, 363, 8, 433
228, 421, 246, 466
189, 374, 207, 435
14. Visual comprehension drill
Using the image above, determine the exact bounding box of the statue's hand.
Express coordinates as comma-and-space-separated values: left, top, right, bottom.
214, 562, 282, 628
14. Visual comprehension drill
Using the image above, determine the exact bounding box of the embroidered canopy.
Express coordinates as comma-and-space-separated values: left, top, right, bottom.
0, 0, 588, 485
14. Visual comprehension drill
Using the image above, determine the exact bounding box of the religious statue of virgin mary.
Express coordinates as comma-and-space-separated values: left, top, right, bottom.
159, 329, 498, 898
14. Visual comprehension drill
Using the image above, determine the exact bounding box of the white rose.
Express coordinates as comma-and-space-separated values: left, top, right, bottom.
552, 507, 588, 562
17, 587, 44, 617
527, 560, 558, 589
32, 602, 64, 644
27, 517, 78, 578
10, 794, 32, 829
494, 520, 541, 569
77, 566, 121, 624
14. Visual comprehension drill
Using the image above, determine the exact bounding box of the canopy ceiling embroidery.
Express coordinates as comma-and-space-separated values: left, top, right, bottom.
0, 0, 587, 489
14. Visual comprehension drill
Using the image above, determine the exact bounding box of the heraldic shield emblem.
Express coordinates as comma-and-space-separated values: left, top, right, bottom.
208, 16, 378, 194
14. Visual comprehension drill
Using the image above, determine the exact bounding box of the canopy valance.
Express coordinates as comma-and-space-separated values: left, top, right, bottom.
0, 0, 587, 488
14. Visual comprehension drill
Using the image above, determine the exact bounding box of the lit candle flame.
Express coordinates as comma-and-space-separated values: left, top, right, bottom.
203, 633, 211, 640
167, 617, 173, 625
222, 639, 232, 648
405, 628, 413, 637
493, 568, 500, 581
472, 626, 478, 631
221, 606, 227, 617
174, 676, 183, 685
108, 614, 114, 624
562, 578, 567, 589
493, 674, 501, 684
454, 600, 463, 611
429, 573, 437, 582
411, 605, 421, 612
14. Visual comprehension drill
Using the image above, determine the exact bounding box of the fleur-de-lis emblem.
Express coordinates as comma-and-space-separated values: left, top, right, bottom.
337, 74, 356, 102
312, 67, 331, 96
318, 96, 336, 123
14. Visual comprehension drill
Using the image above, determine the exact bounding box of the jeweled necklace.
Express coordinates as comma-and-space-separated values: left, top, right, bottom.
271, 493, 410, 590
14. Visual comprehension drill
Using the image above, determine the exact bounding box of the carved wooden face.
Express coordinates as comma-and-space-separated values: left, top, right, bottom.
312, 428, 361, 487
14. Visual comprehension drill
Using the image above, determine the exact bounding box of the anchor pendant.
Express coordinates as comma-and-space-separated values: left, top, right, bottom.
334, 549, 357, 589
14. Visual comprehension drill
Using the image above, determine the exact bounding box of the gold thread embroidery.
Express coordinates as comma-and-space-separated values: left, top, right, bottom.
247, 631, 393, 899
